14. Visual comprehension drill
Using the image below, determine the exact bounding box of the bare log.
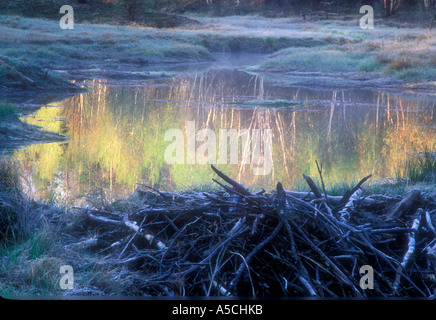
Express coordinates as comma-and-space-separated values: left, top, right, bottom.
387, 189, 421, 220
393, 208, 423, 294
298, 275, 317, 297
123, 214, 167, 250
302, 174, 323, 199
86, 209, 123, 226
0, 57, 35, 86
64, 236, 98, 250
338, 188, 362, 222
211, 164, 252, 196
337, 174, 372, 208
212, 280, 231, 296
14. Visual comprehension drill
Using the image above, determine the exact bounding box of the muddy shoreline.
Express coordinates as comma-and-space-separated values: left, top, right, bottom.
0, 115, 66, 154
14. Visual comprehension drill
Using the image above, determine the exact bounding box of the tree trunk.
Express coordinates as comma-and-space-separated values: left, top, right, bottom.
384, 0, 402, 16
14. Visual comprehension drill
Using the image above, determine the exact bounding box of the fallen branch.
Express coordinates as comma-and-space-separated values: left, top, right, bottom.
229, 220, 283, 292
387, 189, 421, 220
123, 214, 167, 250
393, 208, 423, 294
338, 188, 362, 222
0, 57, 35, 87
211, 164, 252, 196
337, 174, 372, 208
302, 174, 323, 199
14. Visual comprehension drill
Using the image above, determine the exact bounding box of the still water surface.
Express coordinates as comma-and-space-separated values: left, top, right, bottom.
11, 67, 436, 204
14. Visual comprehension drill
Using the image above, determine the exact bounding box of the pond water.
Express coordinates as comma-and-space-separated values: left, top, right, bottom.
8, 66, 436, 205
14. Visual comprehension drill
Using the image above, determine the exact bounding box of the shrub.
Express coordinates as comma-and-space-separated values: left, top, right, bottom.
407, 152, 436, 184
0, 158, 20, 194
386, 56, 413, 71
0, 159, 43, 244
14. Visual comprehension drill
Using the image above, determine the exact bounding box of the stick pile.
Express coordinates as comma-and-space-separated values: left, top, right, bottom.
79, 165, 436, 297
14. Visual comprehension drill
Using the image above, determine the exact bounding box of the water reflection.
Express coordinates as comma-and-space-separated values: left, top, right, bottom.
11, 69, 436, 204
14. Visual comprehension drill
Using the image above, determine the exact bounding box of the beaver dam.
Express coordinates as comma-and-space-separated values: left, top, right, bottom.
57, 164, 436, 298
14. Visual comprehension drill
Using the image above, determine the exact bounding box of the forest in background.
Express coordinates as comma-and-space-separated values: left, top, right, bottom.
1, 0, 436, 27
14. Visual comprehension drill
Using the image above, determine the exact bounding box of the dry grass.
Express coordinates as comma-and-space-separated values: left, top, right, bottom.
0, 158, 52, 243
2, 13, 435, 84
0, 159, 147, 297
255, 19, 436, 83
386, 56, 414, 71
301, 23, 320, 32
27, 257, 62, 290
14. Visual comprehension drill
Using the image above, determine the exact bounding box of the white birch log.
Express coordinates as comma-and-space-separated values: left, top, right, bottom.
123, 215, 167, 250
338, 188, 362, 222
393, 209, 423, 292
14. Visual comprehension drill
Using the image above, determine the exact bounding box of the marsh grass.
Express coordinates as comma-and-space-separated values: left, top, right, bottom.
262, 47, 367, 72
0, 54, 79, 92
0, 15, 377, 77
0, 159, 143, 297
386, 56, 414, 71
0, 15, 215, 73
0, 159, 47, 245
0, 157, 21, 194
406, 152, 436, 185
256, 22, 436, 84
0, 159, 70, 296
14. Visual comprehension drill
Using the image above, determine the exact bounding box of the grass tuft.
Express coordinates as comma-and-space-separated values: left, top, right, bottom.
406, 152, 436, 185
386, 56, 414, 72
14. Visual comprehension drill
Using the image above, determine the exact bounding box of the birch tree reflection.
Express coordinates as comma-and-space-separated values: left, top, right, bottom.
13, 70, 436, 204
